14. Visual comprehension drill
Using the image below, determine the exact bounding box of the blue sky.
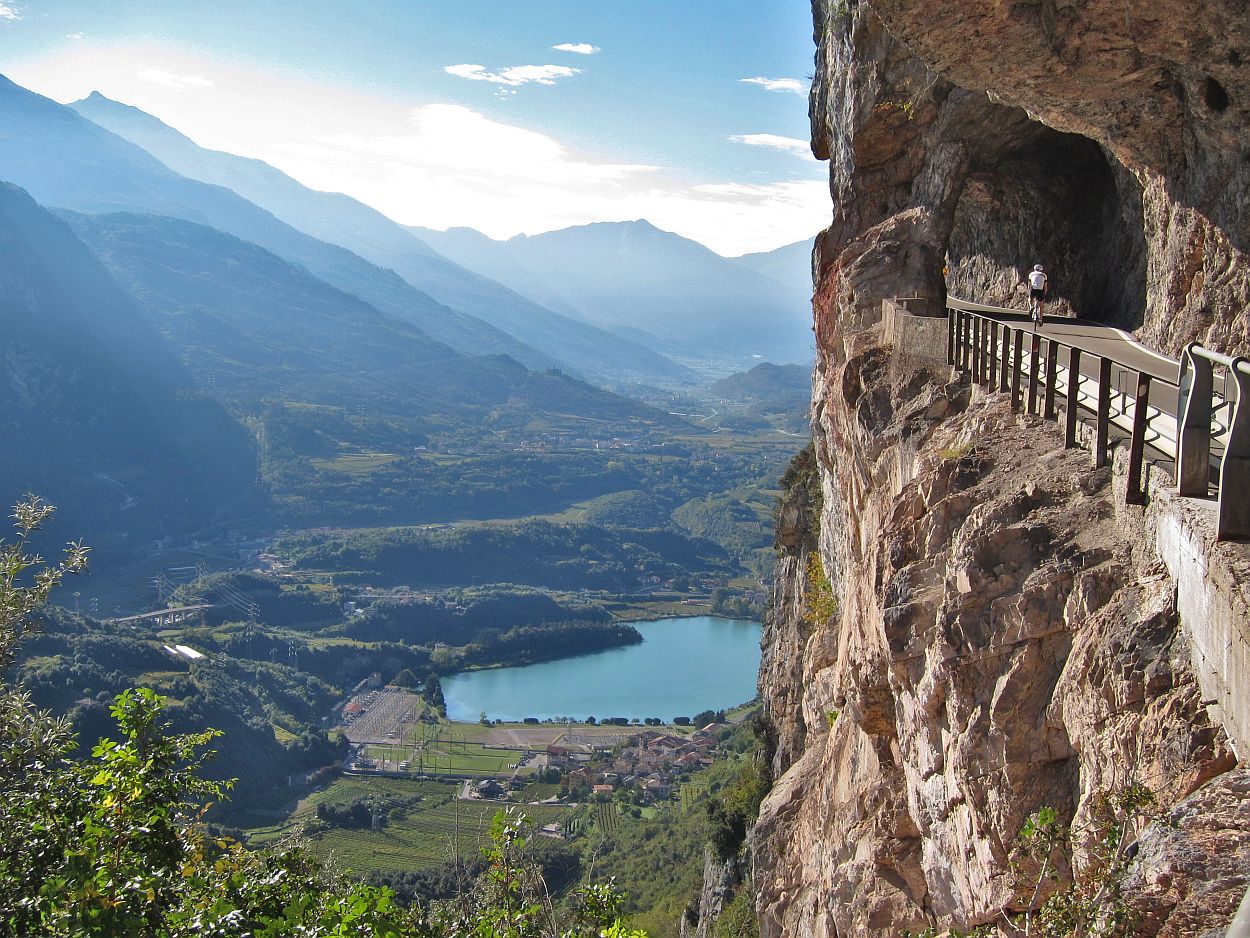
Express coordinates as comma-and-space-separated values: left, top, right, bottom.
0, 1, 831, 254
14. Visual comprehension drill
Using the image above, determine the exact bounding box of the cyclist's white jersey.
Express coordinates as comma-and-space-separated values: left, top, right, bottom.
1028, 270, 1048, 290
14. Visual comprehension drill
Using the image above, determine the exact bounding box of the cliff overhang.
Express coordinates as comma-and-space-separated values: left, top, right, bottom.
752, 1, 1250, 934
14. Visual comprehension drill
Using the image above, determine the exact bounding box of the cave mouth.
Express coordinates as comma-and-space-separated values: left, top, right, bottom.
1204, 76, 1230, 113
943, 126, 1146, 330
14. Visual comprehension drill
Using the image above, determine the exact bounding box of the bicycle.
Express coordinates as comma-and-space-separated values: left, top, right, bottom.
1029, 295, 1045, 329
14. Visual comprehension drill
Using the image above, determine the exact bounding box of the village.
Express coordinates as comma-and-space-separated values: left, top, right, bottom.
454, 723, 724, 840
334, 683, 729, 838
531, 724, 720, 805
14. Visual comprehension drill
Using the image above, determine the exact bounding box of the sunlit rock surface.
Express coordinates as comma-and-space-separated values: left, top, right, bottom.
752, 1, 1250, 934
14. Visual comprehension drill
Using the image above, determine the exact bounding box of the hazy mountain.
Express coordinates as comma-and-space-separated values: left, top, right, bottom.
411, 226, 590, 320
69, 91, 689, 385
708, 362, 812, 402
64, 211, 673, 430
705, 362, 811, 433
0, 182, 261, 546
415, 220, 816, 369
731, 239, 813, 307
67, 212, 484, 418
0, 75, 561, 375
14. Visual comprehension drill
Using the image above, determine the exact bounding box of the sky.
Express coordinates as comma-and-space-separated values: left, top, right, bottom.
0, 1, 831, 256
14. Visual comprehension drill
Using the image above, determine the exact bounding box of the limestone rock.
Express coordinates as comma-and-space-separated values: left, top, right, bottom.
753, 3, 1250, 934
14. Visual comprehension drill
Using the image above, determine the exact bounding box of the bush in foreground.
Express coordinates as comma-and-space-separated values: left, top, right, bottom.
0, 497, 646, 937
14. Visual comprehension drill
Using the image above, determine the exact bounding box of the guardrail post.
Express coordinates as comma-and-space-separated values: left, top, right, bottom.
1044, 340, 1059, 420
978, 316, 988, 384
961, 312, 972, 372
1000, 326, 1011, 393
1065, 346, 1082, 447
1011, 330, 1024, 413
1095, 356, 1113, 468
971, 315, 982, 382
1217, 358, 1250, 540
945, 308, 955, 367
988, 321, 999, 388
953, 307, 963, 368
1126, 371, 1152, 505
1177, 343, 1215, 497
1027, 333, 1041, 415
981, 316, 991, 383
957, 308, 965, 366
947, 305, 956, 365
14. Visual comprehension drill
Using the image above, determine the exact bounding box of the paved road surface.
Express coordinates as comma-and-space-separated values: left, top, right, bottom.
948, 298, 1186, 418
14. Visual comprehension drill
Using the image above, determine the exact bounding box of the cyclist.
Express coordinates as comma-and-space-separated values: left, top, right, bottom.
1027, 264, 1049, 326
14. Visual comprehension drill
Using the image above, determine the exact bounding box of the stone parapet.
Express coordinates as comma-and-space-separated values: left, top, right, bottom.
1112, 448, 1250, 761
881, 298, 948, 367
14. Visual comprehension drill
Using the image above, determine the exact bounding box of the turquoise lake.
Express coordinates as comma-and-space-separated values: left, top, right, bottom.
442, 616, 763, 722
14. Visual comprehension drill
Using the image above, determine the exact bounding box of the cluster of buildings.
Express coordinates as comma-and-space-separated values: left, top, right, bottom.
547, 727, 721, 804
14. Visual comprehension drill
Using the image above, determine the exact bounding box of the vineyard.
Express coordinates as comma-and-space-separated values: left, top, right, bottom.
594, 802, 620, 834
679, 782, 706, 813
244, 774, 573, 873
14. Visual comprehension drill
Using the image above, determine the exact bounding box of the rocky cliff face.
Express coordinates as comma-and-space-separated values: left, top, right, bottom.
806, 0, 1248, 355
752, 2, 1250, 934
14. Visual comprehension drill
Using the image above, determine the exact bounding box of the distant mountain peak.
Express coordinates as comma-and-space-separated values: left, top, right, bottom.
74, 90, 189, 138
79, 91, 145, 115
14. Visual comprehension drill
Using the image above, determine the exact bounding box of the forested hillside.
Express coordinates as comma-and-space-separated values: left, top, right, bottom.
0, 183, 261, 547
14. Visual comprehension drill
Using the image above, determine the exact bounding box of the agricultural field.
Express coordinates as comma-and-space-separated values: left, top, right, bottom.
309, 801, 573, 872
242, 774, 574, 874
594, 802, 620, 834
362, 739, 527, 778
308, 452, 401, 475
415, 720, 643, 748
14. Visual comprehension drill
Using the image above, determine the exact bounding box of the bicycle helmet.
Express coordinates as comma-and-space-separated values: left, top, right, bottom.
1034, 264, 1044, 271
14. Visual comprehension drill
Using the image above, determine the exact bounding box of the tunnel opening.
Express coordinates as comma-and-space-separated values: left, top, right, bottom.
943, 126, 1146, 330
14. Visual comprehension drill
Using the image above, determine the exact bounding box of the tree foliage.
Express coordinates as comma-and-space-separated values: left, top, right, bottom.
0, 499, 647, 936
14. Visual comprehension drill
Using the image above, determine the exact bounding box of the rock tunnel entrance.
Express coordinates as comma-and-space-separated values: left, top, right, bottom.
944, 125, 1146, 330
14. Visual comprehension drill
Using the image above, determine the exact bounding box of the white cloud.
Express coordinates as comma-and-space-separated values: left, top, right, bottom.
444, 63, 579, 88
552, 43, 599, 55
304, 104, 656, 187
136, 67, 214, 89
739, 76, 806, 95
0, 3, 21, 22
264, 103, 826, 255
66, 32, 84, 40
730, 133, 811, 155
5, 45, 828, 255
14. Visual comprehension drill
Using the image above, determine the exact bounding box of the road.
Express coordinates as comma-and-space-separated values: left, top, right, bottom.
948, 298, 1179, 383
947, 298, 1188, 427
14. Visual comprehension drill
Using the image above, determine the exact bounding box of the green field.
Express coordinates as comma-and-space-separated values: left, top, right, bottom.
243, 774, 573, 873
363, 739, 527, 777
309, 452, 401, 475
309, 801, 572, 872
594, 802, 620, 834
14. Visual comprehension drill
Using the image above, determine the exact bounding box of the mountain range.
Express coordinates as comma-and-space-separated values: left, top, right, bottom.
0, 71, 815, 548
68, 90, 690, 384
0, 77, 588, 373
414, 222, 816, 368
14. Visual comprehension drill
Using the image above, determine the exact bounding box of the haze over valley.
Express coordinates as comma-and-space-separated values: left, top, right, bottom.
0, 25, 816, 929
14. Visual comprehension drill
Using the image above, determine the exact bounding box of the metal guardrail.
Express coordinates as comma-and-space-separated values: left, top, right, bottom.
1178, 343, 1250, 539
1229, 886, 1250, 938
945, 298, 1247, 540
